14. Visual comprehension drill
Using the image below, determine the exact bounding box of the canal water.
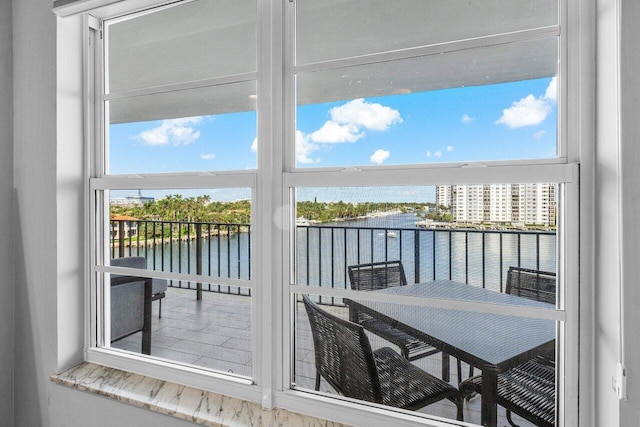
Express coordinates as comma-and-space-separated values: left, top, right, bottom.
119, 212, 556, 296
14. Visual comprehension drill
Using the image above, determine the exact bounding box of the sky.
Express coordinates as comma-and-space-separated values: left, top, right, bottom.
109, 76, 557, 203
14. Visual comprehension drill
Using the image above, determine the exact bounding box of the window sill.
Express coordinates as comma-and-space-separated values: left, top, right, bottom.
51, 362, 347, 427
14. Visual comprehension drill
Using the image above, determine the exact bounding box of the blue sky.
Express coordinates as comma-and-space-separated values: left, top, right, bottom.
109, 77, 557, 202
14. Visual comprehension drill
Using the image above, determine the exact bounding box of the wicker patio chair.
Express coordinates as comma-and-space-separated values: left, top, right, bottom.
459, 355, 555, 427
347, 261, 440, 362
347, 261, 472, 381
302, 295, 463, 419
505, 267, 556, 305
459, 267, 557, 426
111, 256, 168, 318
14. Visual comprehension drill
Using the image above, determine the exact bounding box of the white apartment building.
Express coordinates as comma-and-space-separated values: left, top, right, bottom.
437, 183, 556, 226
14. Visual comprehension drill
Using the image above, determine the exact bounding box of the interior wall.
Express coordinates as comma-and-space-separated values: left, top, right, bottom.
12, 0, 58, 424
619, 0, 640, 423
0, 0, 14, 423
593, 0, 640, 425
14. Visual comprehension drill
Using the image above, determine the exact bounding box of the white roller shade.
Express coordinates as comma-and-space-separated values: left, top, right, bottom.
53, 0, 122, 17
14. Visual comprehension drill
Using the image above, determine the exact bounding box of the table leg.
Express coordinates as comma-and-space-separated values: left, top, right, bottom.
480, 367, 498, 427
142, 277, 152, 355
442, 353, 450, 382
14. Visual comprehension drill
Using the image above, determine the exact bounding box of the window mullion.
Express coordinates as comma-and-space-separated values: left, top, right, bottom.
284, 162, 578, 188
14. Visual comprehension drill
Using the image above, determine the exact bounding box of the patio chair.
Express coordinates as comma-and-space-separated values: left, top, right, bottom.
505, 267, 556, 304
111, 256, 168, 318
302, 295, 463, 419
110, 271, 153, 354
459, 267, 557, 426
459, 355, 555, 427
348, 261, 470, 381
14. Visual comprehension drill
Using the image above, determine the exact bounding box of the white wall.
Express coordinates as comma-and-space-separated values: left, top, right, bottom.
619, 0, 640, 424
0, 0, 14, 423
594, 0, 640, 424
12, 0, 58, 423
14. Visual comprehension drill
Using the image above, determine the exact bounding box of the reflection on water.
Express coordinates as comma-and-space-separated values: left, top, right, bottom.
296, 213, 556, 293
114, 213, 556, 296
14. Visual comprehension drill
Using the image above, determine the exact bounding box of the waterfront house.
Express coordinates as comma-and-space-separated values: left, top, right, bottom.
110, 214, 139, 240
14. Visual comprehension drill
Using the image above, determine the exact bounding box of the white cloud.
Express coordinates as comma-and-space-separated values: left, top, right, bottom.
309, 121, 365, 143
496, 76, 557, 129
427, 148, 446, 158
138, 117, 203, 146
296, 130, 320, 164
370, 149, 390, 164
461, 114, 474, 124
329, 98, 403, 131
496, 94, 552, 129
251, 137, 258, 153
544, 76, 557, 102
305, 98, 403, 146
200, 153, 215, 160
533, 130, 547, 139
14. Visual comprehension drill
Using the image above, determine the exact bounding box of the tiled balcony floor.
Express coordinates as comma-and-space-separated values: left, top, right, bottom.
112, 287, 537, 427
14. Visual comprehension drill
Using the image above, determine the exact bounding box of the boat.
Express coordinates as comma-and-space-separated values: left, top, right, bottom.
296, 217, 310, 226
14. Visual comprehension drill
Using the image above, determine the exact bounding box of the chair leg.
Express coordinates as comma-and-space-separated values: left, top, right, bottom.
506, 409, 521, 427
315, 371, 321, 391
158, 299, 162, 319
455, 397, 464, 421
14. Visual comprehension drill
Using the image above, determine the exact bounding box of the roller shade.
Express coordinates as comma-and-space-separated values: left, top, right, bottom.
53, 0, 122, 17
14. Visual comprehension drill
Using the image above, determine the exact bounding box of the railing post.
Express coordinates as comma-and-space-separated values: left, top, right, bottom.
432, 230, 436, 280
465, 231, 469, 284
196, 223, 202, 301
118, 220, 125, 258
414, 230, 420, 284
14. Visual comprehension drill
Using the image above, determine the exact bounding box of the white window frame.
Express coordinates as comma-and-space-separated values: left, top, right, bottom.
81, 1, 584, 426
84, 0, 265, 404
277, 1, 579, 426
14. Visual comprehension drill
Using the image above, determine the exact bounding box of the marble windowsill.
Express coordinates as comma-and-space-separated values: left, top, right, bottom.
51, 362, 348, 427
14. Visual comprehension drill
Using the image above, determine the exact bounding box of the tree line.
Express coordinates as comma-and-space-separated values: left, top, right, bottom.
111, 195, 251, 224
111, 196, 441, 225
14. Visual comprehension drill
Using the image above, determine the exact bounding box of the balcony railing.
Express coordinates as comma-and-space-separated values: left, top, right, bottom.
110, 219, 556, 301
110, 220, 251, 298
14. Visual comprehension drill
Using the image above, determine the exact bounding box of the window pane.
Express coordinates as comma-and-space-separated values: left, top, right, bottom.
296, 0, 558, 64
107, 0, 257, 93
296, 38, 558, 167
294, 185, 557, 308
295, 292, 557, 425
108, 81, 257, 174
106, 188, 252, 376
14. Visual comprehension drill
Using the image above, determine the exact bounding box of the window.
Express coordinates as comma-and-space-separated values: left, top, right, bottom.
86, 1, 580, 426
89, 0, 259, 382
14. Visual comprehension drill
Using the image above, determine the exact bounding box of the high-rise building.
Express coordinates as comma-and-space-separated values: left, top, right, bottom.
436, 183, 556, 226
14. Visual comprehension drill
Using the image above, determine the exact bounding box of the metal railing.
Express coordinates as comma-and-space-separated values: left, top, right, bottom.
110, 220, 251, 298
296, 225, 556, 297
110, 219, 556, 300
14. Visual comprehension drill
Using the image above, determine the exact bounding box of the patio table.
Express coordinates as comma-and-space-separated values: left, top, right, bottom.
344, 279, 556, 427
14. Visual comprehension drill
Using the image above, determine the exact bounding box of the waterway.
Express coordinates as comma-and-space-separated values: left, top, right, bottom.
116, 212, 556, 296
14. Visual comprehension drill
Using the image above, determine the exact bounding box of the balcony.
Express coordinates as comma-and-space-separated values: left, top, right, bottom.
109, 218, 556, 426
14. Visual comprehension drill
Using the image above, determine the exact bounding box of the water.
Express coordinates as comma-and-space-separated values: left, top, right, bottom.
296, 212, 556, 293
115, 212, 556, 296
